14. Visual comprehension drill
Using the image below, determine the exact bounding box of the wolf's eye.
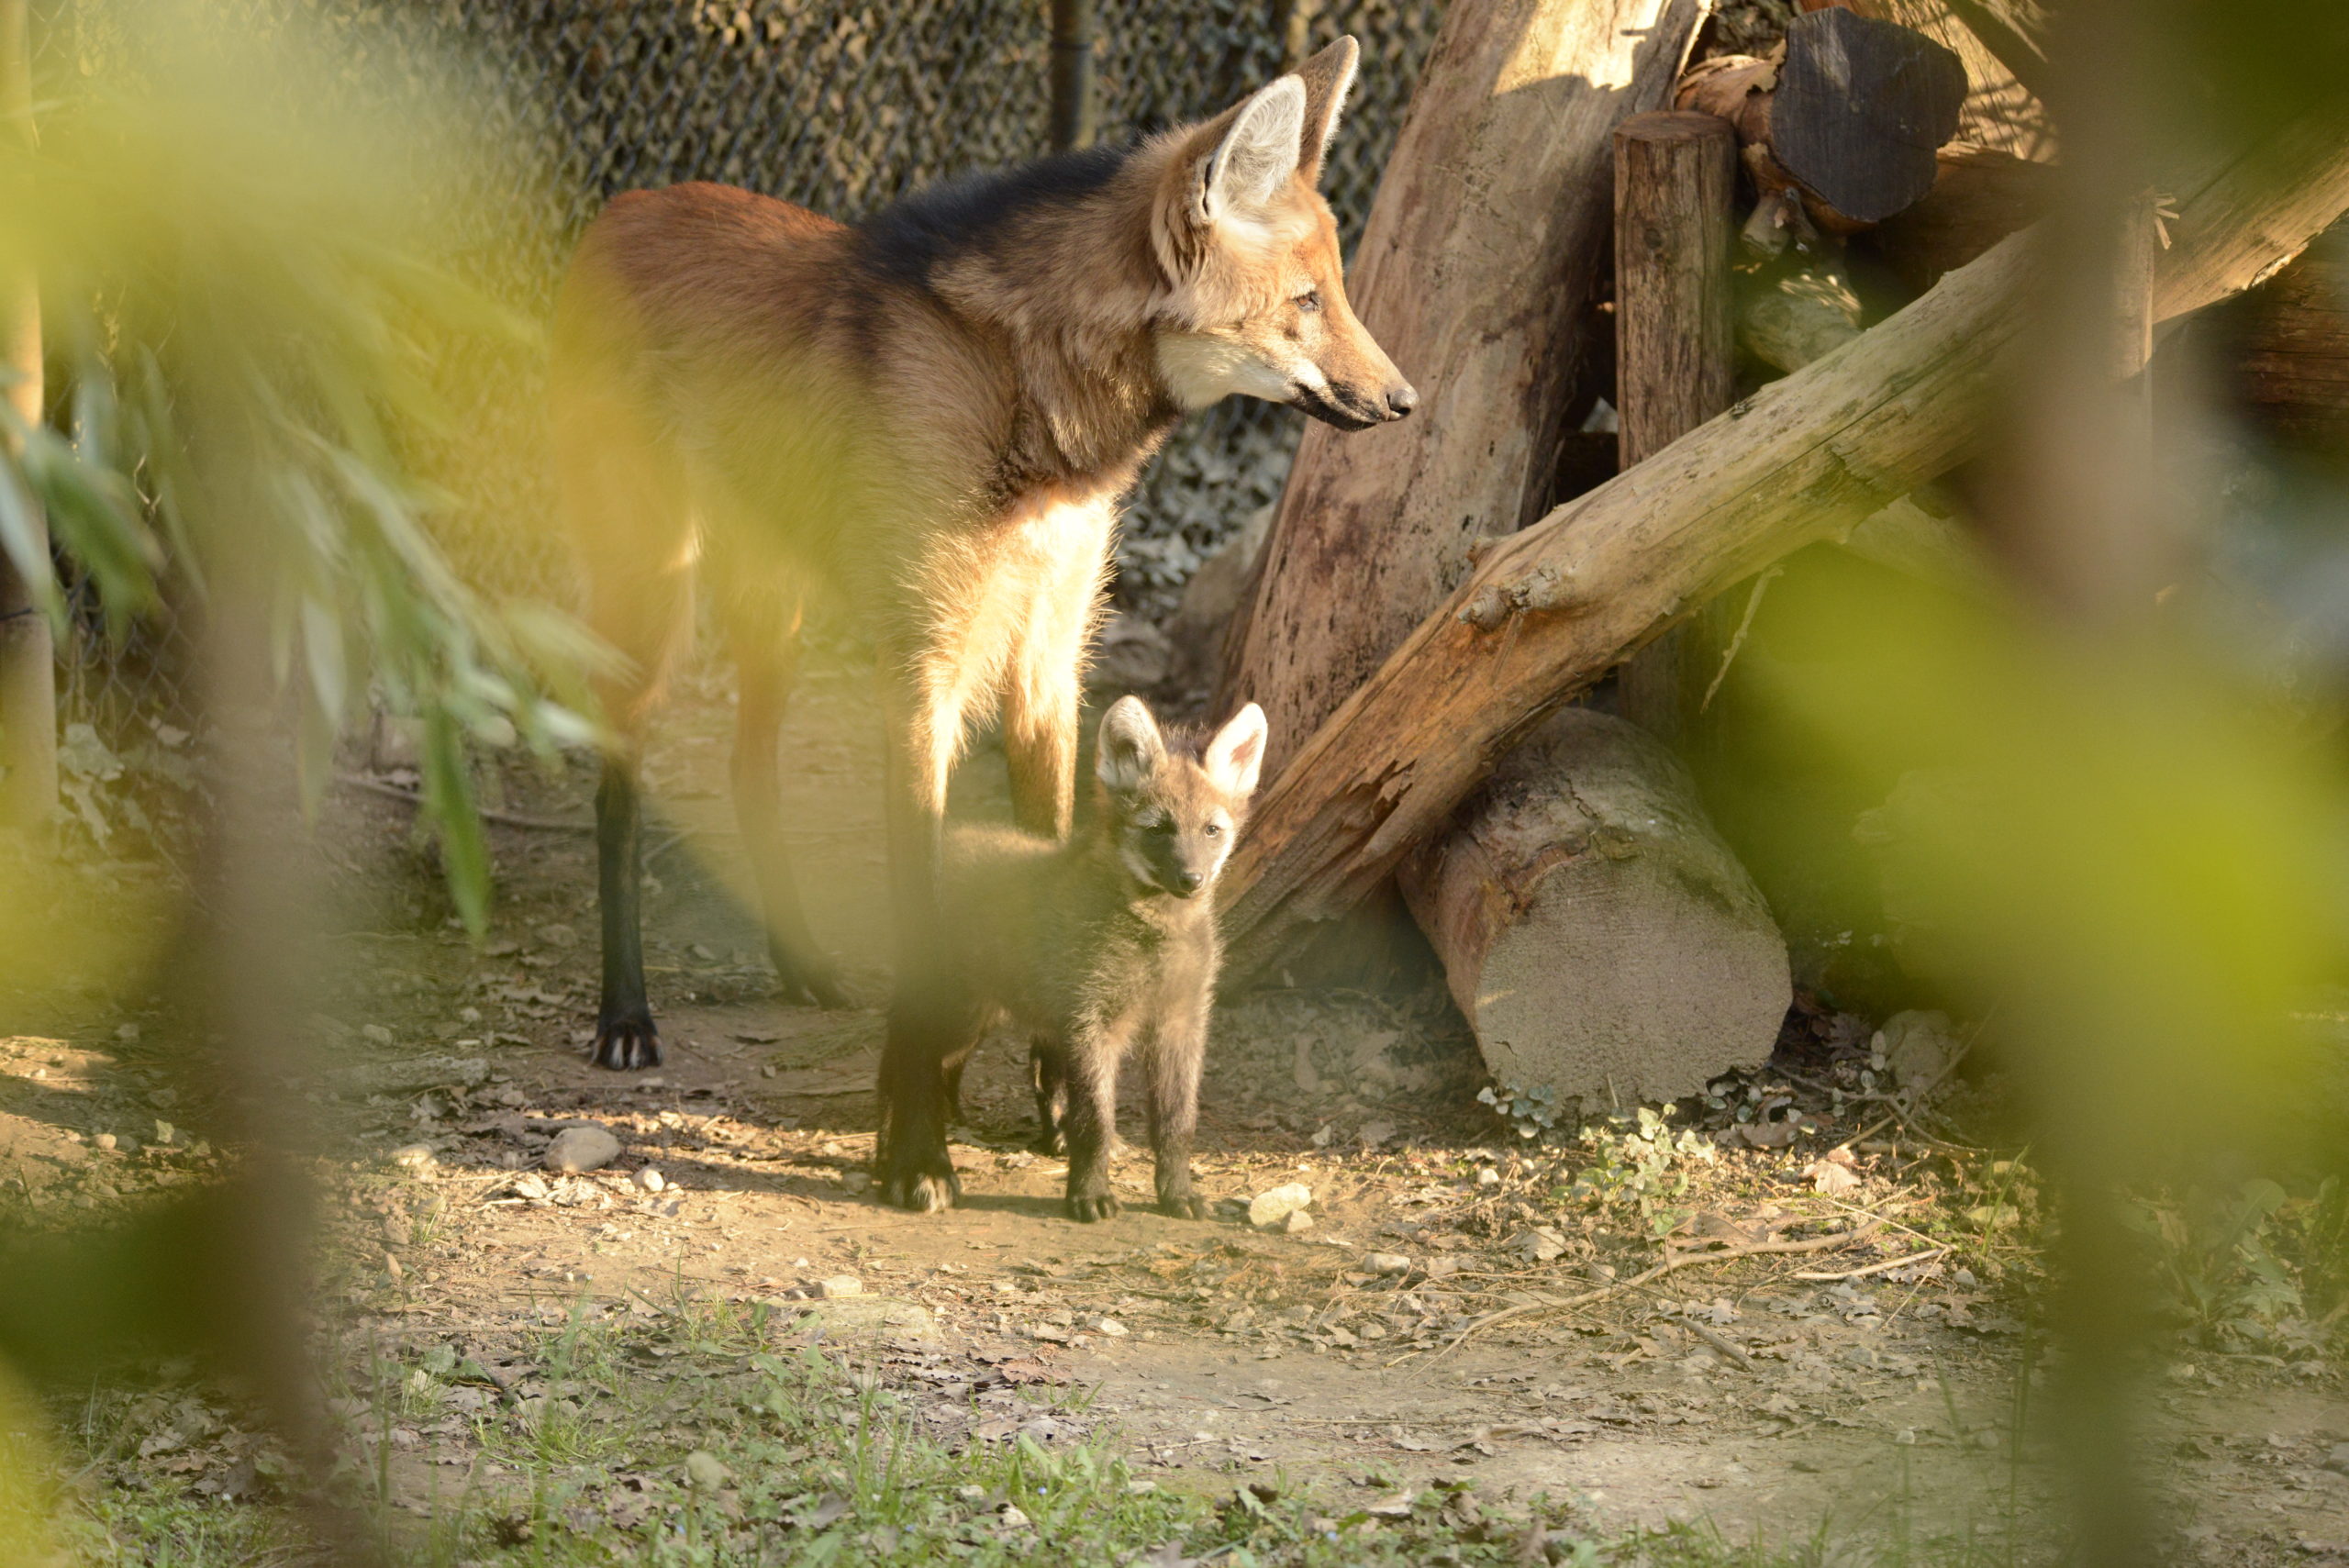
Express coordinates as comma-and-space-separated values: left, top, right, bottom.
1294, 289, 1321, 314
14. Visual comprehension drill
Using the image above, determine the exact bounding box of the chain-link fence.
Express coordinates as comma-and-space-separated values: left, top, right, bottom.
36, 0, 1444, 737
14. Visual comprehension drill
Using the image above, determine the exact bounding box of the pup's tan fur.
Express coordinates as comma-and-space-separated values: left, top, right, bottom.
940, 698, 1267, 1222
551, 39, 1409, 1213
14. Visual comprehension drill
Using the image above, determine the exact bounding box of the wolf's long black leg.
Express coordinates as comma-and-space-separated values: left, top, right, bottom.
592, 754, 662, 1070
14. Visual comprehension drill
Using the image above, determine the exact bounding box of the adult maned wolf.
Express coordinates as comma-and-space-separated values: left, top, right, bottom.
550, 37, 1412, 1212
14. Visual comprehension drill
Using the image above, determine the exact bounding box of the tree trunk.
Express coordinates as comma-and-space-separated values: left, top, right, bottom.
1217, 97, 2349, 981
0, 0, 54, 833
1218, 0, 1709, 774
1399, 708, 1787, 1106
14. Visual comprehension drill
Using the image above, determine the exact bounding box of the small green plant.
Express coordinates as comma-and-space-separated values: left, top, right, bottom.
2123, 1178, 2310, 1347
1569, 1105, 1718, 1238
1477, 1080, 1566, 1140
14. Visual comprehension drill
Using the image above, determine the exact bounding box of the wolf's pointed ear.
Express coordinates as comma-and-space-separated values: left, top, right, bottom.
1293, 36, 1360, 185
1203, 703, 1269, 798
1097, 696, 1168, 795
1193, 75, 1306, 227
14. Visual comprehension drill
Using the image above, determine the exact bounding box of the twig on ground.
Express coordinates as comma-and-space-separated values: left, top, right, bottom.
1793, 1245, 1952, 1283
1407, 1220, 1883, 1367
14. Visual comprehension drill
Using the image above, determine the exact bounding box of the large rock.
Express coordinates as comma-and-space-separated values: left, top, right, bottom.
543, 1123, 622, 1173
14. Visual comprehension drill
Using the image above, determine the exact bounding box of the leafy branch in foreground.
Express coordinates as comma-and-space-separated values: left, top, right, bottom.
0, 0, 608, 924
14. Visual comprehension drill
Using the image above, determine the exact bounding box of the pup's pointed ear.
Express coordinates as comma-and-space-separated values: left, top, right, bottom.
1202, 703, 1269, 797
1096, 696, 1168, 795
1192, 74, 1306, 227
1292, 35, 1360, 184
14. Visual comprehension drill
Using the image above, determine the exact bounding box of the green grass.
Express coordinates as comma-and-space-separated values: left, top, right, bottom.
20, 1291, 2043, 1568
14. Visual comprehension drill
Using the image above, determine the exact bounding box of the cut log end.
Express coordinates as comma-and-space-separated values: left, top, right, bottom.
1402, 709, 1789, 1106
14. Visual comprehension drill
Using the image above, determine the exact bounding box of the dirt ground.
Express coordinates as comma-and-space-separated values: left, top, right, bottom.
5, 653, 2347, 1562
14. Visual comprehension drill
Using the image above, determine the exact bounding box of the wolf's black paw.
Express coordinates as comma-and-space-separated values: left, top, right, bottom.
1158, 1189, 1209, 1220
591, 1014, 662, 1071
1030, 1126, 1066, 1157
1067, 1189, 1121, 1223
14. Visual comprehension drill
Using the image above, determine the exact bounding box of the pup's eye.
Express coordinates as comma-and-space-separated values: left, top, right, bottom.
1294, 289, 1321, 314
1140, 817, 1174, 835
1204, 821, 1226, 838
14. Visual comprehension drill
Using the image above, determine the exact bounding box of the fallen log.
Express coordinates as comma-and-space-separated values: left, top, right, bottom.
1219, 0, 1709, 773
1398, 708, 1788, 1106
1218, 98, 2349, 980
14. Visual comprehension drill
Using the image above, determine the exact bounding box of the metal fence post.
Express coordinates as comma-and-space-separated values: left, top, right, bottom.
0, 0, 56, 833
1048, 0, 1096, 150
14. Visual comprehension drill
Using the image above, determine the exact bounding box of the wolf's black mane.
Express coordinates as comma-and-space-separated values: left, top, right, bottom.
855, 143, 1132, 289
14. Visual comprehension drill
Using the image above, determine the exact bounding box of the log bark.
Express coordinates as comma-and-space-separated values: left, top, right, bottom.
1218, 97, 2349, 981
1399, 708, 1787, 1105
1870, 144, 2054, 293
2233, 215, 2349, 444
0, 0, 54, 832
1218, 0, 1709, 775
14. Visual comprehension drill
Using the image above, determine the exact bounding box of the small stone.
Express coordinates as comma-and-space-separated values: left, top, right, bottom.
115, 1023, 140, 1043
2325, 1443, 2349, 1475
996, 1503, 1032, 1529
544, 1124, 622, 1174
1280, 1209, 1314, 1234
1363, 1252, 1412, 1276
683, 1451, 730, 1490
95, 1133, 117, 1152
389, 1143, 436, 1173
841, 1171, 872, 1195
815, 1275, 863, 1298
1095, 1317, 1128, 1337
1248, 1183, 1313, 1229
633, 1167, 665, 1194
535, 923, 578, 950
361, 1024, 394, 1046
1475, 1166, 1501, 1187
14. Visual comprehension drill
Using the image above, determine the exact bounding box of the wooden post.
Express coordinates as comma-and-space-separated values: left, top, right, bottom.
1611, 110, 1736, 746
1048, 0, 1097, 152
0, 0, 54, 833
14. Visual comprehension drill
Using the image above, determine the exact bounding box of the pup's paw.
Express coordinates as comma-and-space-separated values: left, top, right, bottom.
1066, 1190, 1121, 1223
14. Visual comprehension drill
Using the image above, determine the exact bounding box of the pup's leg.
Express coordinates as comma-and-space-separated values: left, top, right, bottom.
1030, 1037, 1067, 1154
726, 594, 848, 1009
1143, 993, 1210, 1218
1062, 1013, 1136, 1223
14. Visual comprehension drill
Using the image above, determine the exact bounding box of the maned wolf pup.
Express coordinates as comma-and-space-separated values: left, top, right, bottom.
551, 35, 1409, 1217
939, 697, 1268, 1222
